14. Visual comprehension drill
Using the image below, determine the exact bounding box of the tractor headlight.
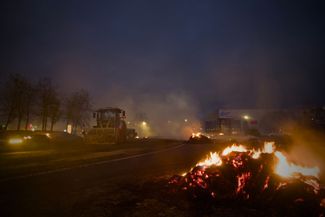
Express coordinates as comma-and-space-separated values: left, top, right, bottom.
8, 138, 23, 145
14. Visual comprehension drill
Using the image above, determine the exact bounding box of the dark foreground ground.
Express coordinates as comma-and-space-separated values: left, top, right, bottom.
0, 133, 325, 217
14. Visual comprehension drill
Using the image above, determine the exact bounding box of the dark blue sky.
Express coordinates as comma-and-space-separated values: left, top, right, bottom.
1, 0, 325, 111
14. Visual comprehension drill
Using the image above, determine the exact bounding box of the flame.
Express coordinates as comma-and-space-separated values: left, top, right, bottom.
196, 143, 274, 167
274, 151, 320, 179
251, 150, 262, 159
191, 132, 202, 138
196, 152, 222, 167
191, 132, 210, 139
193, 141, 320, 189
222, 144, 247, 156
251, 142, 276, 159
173, 141, 322, 210
263, 142, 275, 153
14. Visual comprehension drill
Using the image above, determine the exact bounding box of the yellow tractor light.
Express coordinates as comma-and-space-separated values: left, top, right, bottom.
8, 138, 23, 145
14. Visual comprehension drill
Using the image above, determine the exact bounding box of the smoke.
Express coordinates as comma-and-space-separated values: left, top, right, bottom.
95, 89, 201, 139
278, 122, 325, 183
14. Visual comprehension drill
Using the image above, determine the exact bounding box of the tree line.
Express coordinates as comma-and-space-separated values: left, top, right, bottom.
0, 74, 91, 133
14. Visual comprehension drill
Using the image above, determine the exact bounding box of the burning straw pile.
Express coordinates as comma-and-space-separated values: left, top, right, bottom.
169, 142, 325, 216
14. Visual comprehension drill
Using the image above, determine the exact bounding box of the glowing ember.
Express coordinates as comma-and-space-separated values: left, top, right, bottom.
274, 151, 320, 179
191, 141, 320, 185
196, 152, 222, 167
263, 176, 270, 190
236, 172, 251, 194
169, 141, 324, 216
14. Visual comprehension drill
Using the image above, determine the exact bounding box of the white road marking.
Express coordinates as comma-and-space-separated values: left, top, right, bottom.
0, 143, 186, 183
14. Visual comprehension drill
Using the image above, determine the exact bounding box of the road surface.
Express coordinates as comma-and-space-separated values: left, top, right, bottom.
0, 141, 217, 217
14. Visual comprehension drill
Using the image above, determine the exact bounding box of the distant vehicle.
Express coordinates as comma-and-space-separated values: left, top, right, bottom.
84, 107, 137, 144
0, 131, 50, 151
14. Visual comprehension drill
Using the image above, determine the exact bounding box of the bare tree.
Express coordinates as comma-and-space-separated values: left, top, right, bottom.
48, 92, 61, 131
18, 78, 35, 130
0, 74, 34, 130
24, 82, 36, 130
0, 74, 19, 129
15, 77, 25, 130
65, 89, 91, 134
38, 78, 59, 131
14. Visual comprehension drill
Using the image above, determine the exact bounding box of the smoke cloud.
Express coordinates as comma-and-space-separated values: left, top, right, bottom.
95, 89, 201, 139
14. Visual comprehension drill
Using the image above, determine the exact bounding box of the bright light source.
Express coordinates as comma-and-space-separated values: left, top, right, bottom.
67, 124, 72, 134
184, 119, 188, 122
243, 115, 250, 120
8, 138, 23, 145
45, 133, 51, 138
219, 132, 224, 136
142, 121, 147, 126
23, 136, 32, 140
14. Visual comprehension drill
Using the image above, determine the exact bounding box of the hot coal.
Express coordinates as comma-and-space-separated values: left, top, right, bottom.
168, 151, 325, 217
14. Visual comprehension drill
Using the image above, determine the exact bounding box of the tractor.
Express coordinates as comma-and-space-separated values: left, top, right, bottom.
84, 107, 136, 144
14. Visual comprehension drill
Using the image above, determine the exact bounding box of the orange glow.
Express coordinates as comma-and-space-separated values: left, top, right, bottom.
191, 132, 202, 138
236, 172, 251, 194
196, 152, 222, 167
191, 141, 320, 192
222, 144, 247, 156
251, 142, 276, 159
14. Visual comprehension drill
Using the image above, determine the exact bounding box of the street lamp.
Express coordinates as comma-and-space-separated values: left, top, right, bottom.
241, 115, 250, 134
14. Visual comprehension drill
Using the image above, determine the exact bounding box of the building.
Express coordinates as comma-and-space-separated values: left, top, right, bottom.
204, 107, 325, 136
204, 108, 289, 135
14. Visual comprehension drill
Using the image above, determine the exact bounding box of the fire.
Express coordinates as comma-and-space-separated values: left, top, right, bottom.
191, 132, 210, 139
191, 132, 202, 138
222, 144, 247, 156
251, 150, 261, 159
170, 141, 324, 215
236, 172, 251, 194
196, 152, 222, 167
263, 141, 275, 153
193, 141, 320, 182
274, 151, 320, 179
182, 141, 320, 191
251, 142, 276, 159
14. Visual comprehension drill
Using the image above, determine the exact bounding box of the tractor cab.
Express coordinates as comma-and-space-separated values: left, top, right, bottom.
85, 107, 128, 144
93, 108, 126, 129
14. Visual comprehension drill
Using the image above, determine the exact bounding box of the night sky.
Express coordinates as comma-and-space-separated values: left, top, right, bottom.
1, 0, 325, 112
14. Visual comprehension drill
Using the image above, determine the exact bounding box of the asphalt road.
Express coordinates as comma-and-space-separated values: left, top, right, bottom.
0, 141, 217, 217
